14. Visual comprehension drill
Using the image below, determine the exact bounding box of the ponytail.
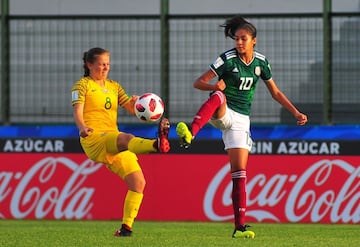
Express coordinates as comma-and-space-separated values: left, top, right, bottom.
82, 52, 90, 77
221, 15, 257, 39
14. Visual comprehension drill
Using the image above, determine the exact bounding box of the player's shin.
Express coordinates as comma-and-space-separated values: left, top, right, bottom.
191, 91, 224, 136
122, 190, 144, 229
128, 137, 157, 153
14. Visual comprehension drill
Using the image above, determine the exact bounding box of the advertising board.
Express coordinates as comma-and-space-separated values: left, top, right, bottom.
0, 138, 359, 223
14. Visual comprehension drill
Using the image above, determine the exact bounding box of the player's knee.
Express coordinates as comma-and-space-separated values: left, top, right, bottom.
117, 133, 135, 151
136, 178, 146, 192
212, 90, 226, 104
125, 170, 146, 193
130, 177, 146, 193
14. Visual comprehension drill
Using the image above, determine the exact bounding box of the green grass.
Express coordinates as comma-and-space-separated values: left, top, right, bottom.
0, 220, 359, 247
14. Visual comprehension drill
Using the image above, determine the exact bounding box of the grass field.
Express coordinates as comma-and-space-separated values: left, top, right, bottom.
0, 220, 359, 247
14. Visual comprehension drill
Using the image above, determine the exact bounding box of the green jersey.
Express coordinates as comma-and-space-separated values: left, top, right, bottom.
210, 48, 272, 115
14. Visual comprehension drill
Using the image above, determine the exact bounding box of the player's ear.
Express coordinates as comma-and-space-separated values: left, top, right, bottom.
86, 61, 92, 70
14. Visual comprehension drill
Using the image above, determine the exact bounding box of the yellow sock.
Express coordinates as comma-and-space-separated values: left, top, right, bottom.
128, 137, 157, 154
123, 190, 144, 228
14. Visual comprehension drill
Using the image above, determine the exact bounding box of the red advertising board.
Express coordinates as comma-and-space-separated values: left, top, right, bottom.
0, 153, 359, 223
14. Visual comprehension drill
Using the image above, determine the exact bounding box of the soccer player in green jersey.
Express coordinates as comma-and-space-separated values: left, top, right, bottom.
176, 16, 308, 238
72, 47, 170, 237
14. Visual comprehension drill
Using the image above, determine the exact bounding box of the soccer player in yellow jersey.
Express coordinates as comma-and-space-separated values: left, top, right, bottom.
71, 47, 170, 237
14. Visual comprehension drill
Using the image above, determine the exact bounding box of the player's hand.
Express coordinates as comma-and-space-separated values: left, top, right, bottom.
130, 95, 139, 106
214, 79, 226, 91
79, 127, 93, 137
295, 112, 308, 126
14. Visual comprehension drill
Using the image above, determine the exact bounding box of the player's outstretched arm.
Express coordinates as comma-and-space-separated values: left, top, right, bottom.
123, 95, 139, 115
264, 79, 308, 125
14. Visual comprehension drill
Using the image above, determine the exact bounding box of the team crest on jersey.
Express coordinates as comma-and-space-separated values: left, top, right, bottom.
212, 57, 224, 69
255, 66, 261, 76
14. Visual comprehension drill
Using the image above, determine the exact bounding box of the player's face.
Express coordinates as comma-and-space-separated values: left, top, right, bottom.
234, 29, 256, 55
88, 53, 110, 80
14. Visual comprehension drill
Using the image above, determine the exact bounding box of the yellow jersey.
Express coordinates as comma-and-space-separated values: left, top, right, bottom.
71, 76, 130, 132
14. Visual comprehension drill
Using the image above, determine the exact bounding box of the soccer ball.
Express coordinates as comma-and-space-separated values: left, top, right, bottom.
134, 93, 165, 122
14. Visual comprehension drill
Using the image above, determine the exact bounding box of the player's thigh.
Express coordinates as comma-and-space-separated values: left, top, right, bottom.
104, 132, 121, 154
105, 151, 141, 180
227, 148, 249, 171
223, 128, 252, 151
222, 113, 252, 151
209, 106, 232, 130
80, 131, 120, 161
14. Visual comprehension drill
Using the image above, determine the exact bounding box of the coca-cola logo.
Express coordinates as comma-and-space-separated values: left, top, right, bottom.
204, 159, 360, 223
0, 157, 102, 219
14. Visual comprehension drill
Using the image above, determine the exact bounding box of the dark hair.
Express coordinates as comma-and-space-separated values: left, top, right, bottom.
82, 47, 109, 77
221, 15, 257, 40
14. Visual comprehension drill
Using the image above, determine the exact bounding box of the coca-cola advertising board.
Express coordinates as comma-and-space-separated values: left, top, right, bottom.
0, 150, 359, 223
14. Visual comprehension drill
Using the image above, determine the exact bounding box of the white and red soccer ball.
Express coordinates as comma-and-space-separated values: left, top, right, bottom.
134, 93, 165, 122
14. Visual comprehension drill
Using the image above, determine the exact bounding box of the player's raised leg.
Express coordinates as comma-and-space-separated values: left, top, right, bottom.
176, 91, 224, 148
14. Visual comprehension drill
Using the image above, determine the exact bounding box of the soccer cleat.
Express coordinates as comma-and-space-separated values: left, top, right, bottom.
157, 118, 170, 153
232, 224, 255, 239
114, 224, 132, 237
176, 122, 193, 149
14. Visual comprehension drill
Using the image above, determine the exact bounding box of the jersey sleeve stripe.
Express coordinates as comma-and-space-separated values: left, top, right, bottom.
225, 50, 237, 60
254, 51, 266, 61
209, 65, 219, 77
